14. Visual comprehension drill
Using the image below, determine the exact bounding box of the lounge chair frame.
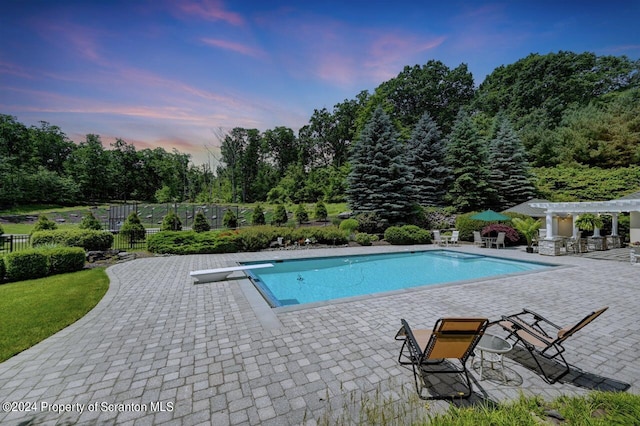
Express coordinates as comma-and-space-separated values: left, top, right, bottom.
395, 318, 488, 399
500, 307, 608, 384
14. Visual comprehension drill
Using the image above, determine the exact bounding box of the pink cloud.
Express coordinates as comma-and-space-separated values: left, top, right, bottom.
201, 38, 265, 58
174, 0, 244, 26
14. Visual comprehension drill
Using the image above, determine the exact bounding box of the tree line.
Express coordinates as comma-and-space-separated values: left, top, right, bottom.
1, 51, 638, 211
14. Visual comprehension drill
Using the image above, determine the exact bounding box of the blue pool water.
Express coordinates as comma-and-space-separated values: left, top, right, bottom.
243, 250, 553, 307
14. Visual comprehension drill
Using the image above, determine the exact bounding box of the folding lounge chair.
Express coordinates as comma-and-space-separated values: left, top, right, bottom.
395, 318, 489, 399
499, 306, 608, 384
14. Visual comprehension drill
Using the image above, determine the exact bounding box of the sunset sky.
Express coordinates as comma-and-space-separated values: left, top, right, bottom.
1, 0, 639, 165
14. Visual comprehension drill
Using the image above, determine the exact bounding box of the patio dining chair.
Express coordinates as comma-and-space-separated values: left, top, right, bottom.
432, 230, 444, 246
491, 232, 506, 249
473, 231, 484, 247
450, 230, 460, 246
499, 306, 608, 384
395, 318, 489, 399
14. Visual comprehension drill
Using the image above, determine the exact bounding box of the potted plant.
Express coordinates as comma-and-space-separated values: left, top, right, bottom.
574, 213, 604, 234
512, 217, 542, 253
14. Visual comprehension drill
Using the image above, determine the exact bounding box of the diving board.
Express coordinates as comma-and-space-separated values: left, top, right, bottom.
190, 263, 274, 283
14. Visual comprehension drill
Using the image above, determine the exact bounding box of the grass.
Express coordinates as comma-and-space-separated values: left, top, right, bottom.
0, 268, 109, 362
318, 380, 640, 425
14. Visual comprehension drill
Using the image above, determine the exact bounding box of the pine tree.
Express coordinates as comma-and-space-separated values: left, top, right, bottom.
272, 204, 288, 226
79, 211, 103, 230
193, 210, 211, 232
445, 109, 495, 212
252, 205, 266, 225
161, 211, 182, 231
406, 112, 451, 206
347, 107, 416, 224
488, 117, 536, 209
120, 212, 146, 245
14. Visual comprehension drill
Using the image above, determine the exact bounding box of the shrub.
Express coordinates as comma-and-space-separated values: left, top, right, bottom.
252, 205, 266, 226
41, 247, 86, 275
481, 224, 521, 243
355, 212, 387, 236
147, 231, 240, 255
355, 233, 378, 246
0, 223, 4, 235
192, 211, 211, 233
384, 225, 432, 245
4, 250, 49, 282
31, 215, 57, 233
272, 204, 288, 226
161, 211, 182, 231
236, 226, 274, 251
79, 211, 103, 230
314, 201, 328, 221
0, 256, 5, 282
31, 229, 114, 251
339, 218, 359, 234
295, 204, 309, 224
454, 213, 489, 241
119, 212, 147, 246
223, 209, 238, 228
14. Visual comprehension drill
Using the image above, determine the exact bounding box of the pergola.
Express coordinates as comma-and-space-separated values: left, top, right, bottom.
530, 197, 640, 242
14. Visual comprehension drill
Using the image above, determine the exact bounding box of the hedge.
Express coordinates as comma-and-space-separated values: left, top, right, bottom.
41, 247, 86, 275
31, 229, 114, 251
384, 225, 432, 245
0, 255, 5, 282
4, 250, 49, 282
146, 226, 349, 255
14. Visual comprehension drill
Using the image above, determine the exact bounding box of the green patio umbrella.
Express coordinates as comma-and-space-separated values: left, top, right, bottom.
470, 209, 510, 221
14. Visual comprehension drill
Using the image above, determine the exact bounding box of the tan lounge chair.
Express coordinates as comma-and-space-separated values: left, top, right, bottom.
395, 317, 489, 399
499, 307, 608, 383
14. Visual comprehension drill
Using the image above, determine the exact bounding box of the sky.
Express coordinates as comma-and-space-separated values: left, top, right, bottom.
1, 0, 639, 166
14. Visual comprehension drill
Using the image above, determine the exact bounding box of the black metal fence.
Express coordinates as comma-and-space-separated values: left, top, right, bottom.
0, 234, 31, 254
1, 230, 160, 254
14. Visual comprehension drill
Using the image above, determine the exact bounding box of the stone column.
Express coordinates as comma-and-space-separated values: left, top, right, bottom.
611, 213, 619, 236
572, 213, 579, 239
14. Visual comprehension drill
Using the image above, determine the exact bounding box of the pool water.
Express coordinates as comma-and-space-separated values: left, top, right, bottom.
243, 250, 553, 307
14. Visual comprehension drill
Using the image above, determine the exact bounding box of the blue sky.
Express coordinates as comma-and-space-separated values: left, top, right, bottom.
1, 0, 639, 165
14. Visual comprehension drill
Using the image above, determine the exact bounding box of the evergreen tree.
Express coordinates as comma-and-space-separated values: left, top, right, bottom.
406, 112, 451, 206
295, 204, 309, 224
314, 201, 328, 221
445, 109, 495, 212
488, 118, 536, 209
222, 209, 237, 229
161, 211, 182, 231
252, 205, 266, 225
192, 210, 211, 232
347, 107, 416, 224
31, 214, 58, 234
79, 211, 103, 230
272, 204, 288, 226
120, 212, 146, 245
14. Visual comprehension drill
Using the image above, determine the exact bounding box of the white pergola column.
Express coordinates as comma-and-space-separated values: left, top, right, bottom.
572, 213, 579, 238
593, 213, 601, 237
545, 212, 553, 239
611, 213, 619, 236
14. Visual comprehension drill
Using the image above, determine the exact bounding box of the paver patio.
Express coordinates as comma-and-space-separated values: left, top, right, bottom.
0, 245, 638, 425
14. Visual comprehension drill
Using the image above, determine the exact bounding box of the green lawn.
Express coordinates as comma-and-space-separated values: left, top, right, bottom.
0, 268, 109, 362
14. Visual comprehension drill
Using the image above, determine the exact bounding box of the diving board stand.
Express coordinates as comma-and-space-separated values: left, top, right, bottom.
190, 263, 274, 283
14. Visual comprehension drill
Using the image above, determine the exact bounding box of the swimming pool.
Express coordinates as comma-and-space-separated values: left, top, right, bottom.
243, 250, 554, 307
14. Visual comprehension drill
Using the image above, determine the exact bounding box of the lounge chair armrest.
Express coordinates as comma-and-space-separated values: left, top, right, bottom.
501, 315, 556, 344
521, 308, 562, 330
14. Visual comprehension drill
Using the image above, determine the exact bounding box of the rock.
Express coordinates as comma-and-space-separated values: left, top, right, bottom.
338, 211, 352, 219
